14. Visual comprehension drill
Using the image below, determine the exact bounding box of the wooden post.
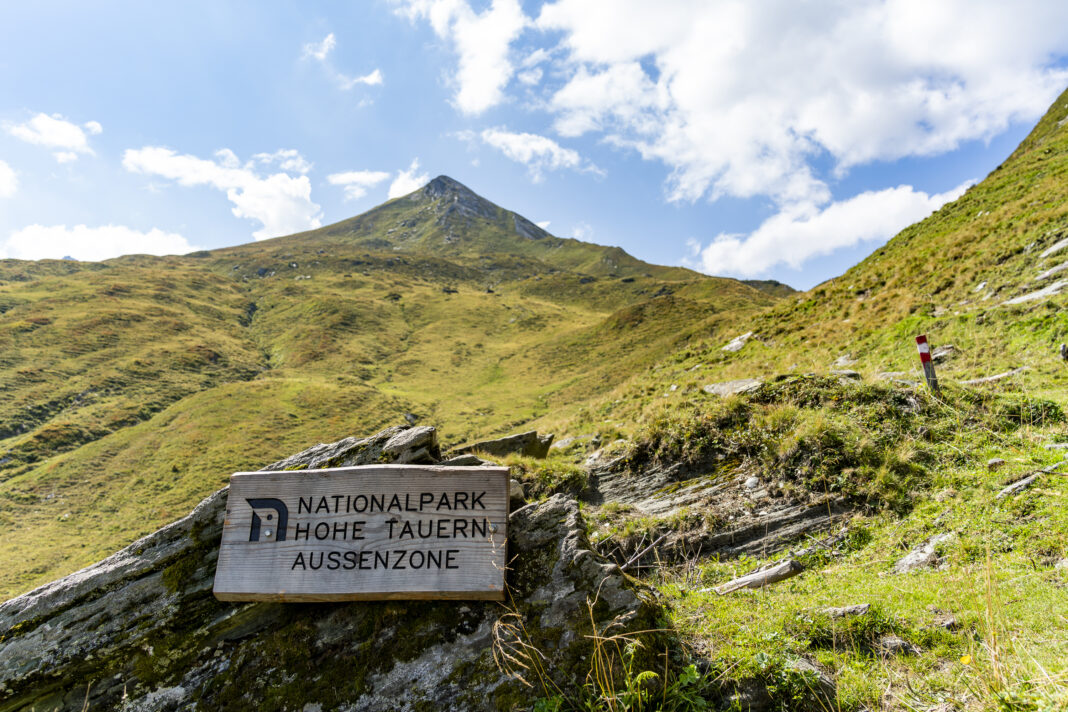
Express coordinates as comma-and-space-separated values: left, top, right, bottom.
916, 334, 939, 392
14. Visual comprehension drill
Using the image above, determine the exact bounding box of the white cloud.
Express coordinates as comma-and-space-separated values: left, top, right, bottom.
123, 146, 322, 240
328, 169, 391, 200
480, 127, 598, 181
0, 160, 16, 198
388, 159, 431, 199
535, 0, 1068, 209
303, 32, 383, 91
341, 69, 384, 88
1, 224, 197, 262
303, 33, 336, 61
690, 181, 973, 277
571, 221, 593, 241
253, 149, 313, 174
517, 68, 542, 86
4, 113, 101, 162
536, 220, 551, 230
397, 0, 527, 114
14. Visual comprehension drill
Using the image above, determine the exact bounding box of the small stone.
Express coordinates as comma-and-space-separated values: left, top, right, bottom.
550, 436, 576, 450
928, 608, 959, 630
894, 533, 954, 573
744, 476, 760, 490
583, 440, 627, 470
876, 635, 921, 656
437, 454, 489, 466
455, 431, 554, 459
987, 458, 1006, 471
784, 658, 836, 703
832, 354, 856, 367
509, 479, 527, 508
1045, 442, 1068, 450
831, 369, 861, 380
721, 332, 754, 352
1054, 558, 1068, 570
931, 344, 957, 363
822, 603, 871, 618
703, 378, 762, 397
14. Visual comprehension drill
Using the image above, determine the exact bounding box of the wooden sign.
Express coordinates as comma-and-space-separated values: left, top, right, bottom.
213, 465, 509, 602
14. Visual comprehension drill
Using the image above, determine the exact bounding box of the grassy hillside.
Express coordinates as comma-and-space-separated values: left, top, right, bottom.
0, 177, 779, 599
533, 87, 1068, 441
6, 84, 1068, 711
505, 88, 1068, 711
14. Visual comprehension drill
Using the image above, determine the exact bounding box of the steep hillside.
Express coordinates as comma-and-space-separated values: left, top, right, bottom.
5, 91, 1068, 710
546, 86, 1068, 428
0, 177, 780, 599
712, 86, 1068, 390
508, 88, 1068, 711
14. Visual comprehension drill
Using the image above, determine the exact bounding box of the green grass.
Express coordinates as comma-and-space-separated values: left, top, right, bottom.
601, 377, 1068, 710
5, 92, 1068, 711
0, 180, 777, 598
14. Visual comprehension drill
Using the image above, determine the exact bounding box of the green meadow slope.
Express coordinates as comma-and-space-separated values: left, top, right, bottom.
6, 85, 1068, 711
506, 88, 1068, 711
0, 177, 781, 599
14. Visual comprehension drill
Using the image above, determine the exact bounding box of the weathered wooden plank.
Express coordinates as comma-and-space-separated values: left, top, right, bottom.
714, 558, 803, 594
213, 465, 509, 602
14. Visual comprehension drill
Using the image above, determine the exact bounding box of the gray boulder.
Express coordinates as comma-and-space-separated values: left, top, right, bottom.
455, 430, 554, 459
876, 635, 922, 657
702, 378, 762, 397
893, 533, 954, 573
0, 427, 654, 712
931, 344, 957, 363
822, 603, 871, 618
437, 453, 492, 466
268, 424, 439, 470
722, 332, 754, 352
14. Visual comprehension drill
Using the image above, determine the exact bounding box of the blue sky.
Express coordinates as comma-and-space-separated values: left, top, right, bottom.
2, 1, 1067, 289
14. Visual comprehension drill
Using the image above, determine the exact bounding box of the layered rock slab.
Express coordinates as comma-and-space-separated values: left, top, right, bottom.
0, 426, 654, 712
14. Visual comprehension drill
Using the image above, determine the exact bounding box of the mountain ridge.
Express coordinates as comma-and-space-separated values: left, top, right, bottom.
0, 175, 783, 598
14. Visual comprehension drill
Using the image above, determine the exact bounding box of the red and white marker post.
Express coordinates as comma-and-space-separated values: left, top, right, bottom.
916, 334, 939, 392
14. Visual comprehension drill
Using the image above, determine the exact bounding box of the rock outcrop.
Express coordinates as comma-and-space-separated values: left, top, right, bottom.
585, 454, 851, 568
0, 426, 654, 712
455, 430, 554, 459
702, 378, 762, 397
893, 533, 954, 573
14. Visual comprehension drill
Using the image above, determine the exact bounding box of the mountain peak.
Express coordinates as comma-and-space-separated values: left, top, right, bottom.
412, 174, 501, 223
422, 175, 474, 198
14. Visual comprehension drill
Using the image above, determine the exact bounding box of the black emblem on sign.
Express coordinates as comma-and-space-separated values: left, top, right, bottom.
247, 498, 288, 542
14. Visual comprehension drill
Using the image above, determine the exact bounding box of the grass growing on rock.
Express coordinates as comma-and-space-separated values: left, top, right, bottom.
615, 376, 1060, 515
503, 453, 590, 499
603, 376, 1068, 710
